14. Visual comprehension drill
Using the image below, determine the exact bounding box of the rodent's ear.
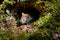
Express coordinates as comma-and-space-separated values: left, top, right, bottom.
21, 12, 25, 15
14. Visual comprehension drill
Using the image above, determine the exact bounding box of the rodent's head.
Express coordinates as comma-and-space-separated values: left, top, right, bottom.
20, 12, 33, 24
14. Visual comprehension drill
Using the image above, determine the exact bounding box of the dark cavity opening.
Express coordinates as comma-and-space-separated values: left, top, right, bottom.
17, 7, 40, 21
0, 0, 4, 4
16, 7, 40, 26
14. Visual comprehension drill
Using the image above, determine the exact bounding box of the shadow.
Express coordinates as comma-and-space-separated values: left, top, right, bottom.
0, 0, 4, 4
17, 7, 40, 22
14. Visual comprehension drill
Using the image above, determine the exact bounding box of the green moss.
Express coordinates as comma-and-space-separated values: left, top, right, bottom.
0, 0, 60, 40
